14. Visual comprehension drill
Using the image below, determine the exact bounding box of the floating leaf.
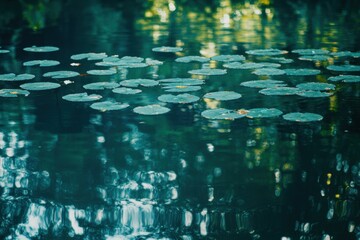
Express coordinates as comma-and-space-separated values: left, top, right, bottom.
203, 91, 242, 101
145, 58, 163, 66
70, 52, 107, 61
175, 56, 209, 63
284, 68, 321, 76
83, 82, 120, 90
246, 49, 287, 56
211, 55, 246, 62
292, 49, 329, 55
20, 82, 61, 91
253, 68, 285, 76
0, 73, 35, 81
296, 82, 335, 91
62, 92, 102, 102
270, 57, 294, 64
0, 89, 30, 97
112, 87, 142, 95
298, 55, 330, 61
152, 46, 183, 53
201, 108, 248, 120
0, 47, 10, 54
133, 104, 170, 115
259, 87, 300, 96
283, 112, 323, 122
158, 93, 200, 103
224, 62, 280, 69
23, 60, 60, 67
330, 51, 353, 58
328, 75, 360, 83
96, 56, 147, 67
188, 68, 227, 76
43, 71, 80, 79
159, 78, 205, 86
163, 85, 202, 93
240, 80, 287, 88
90, 101, 129, 111
296, 90, 333, 98
120, 79, 159, 88
87, 69, 117, 76
327, 65, 360, 72
246, 108, 283, 118
23, 46, 59, 52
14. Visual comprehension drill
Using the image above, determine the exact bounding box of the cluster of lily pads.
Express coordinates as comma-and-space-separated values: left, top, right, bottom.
1, 45, 360, 122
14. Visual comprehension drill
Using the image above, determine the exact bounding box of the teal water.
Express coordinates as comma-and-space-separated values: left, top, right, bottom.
1, 1, 360, 239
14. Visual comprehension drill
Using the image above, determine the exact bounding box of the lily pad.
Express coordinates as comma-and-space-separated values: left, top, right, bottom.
283, 112, 323, 122
296, 82, 335, 91
20, 82, 61, 91
292, 49, 329, 55
224, 62, 280, 69
145, 58, 163, 66
246, 108, 283, 118
211, 55, 246, 62
240, 80, 286, 89
112, 87, 142, 95
62, 92, 102, 102
246, 49, 287, 56
159, 78, 204, 86
23, 46, 59, 52
327, 65, 360, 72
43, 71, 80, 79
188, 68, 227, 76
158, 93, 200, 103
133, 104, 170, 115
163, 85, 202, 93
87, 69, 117, 76
270, 57, 294, 64
203, 91, 242, 101
120, 79, 159, 88
298, 55, 330, 61
330, 51, 353, 58
0, 89, 30, 97
253, 68, 285, 76
0, 73, 35, 81
83, 82, 120, 90
175, 56, 209, 63
259, 87, 300, 96
328, 75, 360, 83
201, 108, 248, 120
152, 46, 183, 53
90, 101, 129, 111
0, 47, 10, 54
23, 60, 60, 67
296, 90, 333, 98
284, 68, 321, 76
70, 52, 108, 61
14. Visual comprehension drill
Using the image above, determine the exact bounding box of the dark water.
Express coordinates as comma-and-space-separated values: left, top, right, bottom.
1, 0, 360, 239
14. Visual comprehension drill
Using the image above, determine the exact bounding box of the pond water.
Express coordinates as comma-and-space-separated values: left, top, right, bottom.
1, 0, 360, 239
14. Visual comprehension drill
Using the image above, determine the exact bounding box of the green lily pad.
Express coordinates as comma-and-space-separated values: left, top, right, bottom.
270, 57, 294, 64
43, 71, 80, 79
112, 87, 142, 95
120, 79, 159, 88
152, 46, 183, 53
284, 68, 321, 76
283, 112, 323, 122
70, 52, 108, 61
0, 89, 30, 97
240, 80, 286, 88
296, 90, 333, 98
253, 68, 285, 76
20, 82, 61, 91
327, 65, 360, 72
211, 55, 246, 62
328, 75, 360, 83
159, 78, 204, 86
133, 104, 170, 115
62, 92, 102, 102
23, 46, 59, 52
87, 69, 117, 76
163, 85, 202, 93
298, 55, 330, 61
175, 56, 209, 63
90, 101, 129, 111
0, 47, 10, 54
292, 49, 329, 55
145, 58, 163, 66
0, 73, 35, 81
96, 56, 147, 67
201, 108, 248, 120
83, 82, 120, 90
259, 87, 300, 96
158, 93, 200, 103
246, 49, 287, 56
330, 51, 353, 58
23, 60, 60, 67
296, 82, 335, 91
246, 108, 283, 118
224, 62, 280, 69
203, 91, 242, 101
188, 68, 227, 76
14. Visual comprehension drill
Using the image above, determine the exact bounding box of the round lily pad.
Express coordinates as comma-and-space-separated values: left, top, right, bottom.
270, 57, 294, 64
253, 68, 285, 76
112, 87, 142, 95
240, 80, 286, 88
296, 82, 335, 91
224, 62, 280, 69
188, 68, 227, 76
0, 89, 30, 97
292, 49, 329, 55
0, 48, 10, 54
62, 92, 102, 102
152, 46, 183, 53
23, 60, 60, 67
70, 52, 107, 61
327, 65, 360, 72
163, 85, 202, 93
23, 46, 59, 52
83, 82, 120, 90
120, 79, 159, 88
133, 104, 170, 115
330, 51, 353, 58
0, 73, 35, 81
246, 108, 283, 118
259, 87, 300, 96
203, 91, 242, 101
20, 82, 61, 91
211, 55, 246, 62
175, 56, 209, 63
328, 75, 360, 83
43, 71, 80, 79
296, 90, 333, 98
87, 69, 117, 76
201, 108, 248, 120
284, 68, 321, 76
298, 55, 330, 61
90, 101, 129, 111
158, 93, 200, 103
246, 49, 287, 56
282, 112, 323, 122
159, 78, 204, 86
145, 58, 163, 66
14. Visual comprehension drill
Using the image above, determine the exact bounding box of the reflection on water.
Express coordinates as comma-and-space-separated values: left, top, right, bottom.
1, 0, 360, 239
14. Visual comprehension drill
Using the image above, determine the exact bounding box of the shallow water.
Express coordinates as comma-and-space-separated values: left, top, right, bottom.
1, 1, 360, 239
